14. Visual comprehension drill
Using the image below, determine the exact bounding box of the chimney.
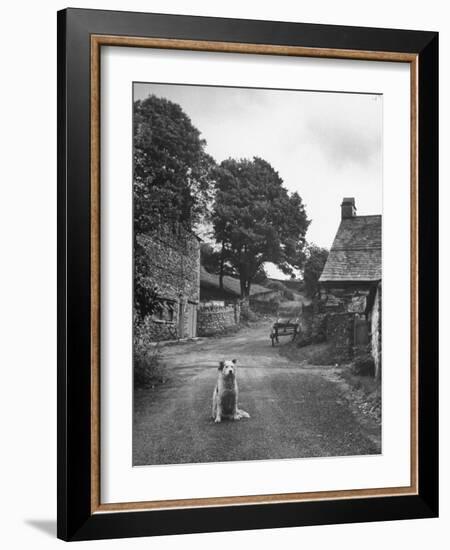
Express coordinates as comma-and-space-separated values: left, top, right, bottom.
341, 197, 356, 219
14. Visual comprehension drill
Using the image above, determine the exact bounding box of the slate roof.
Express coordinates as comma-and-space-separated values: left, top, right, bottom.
200, 266, 273, 297
319, 215, 381, 283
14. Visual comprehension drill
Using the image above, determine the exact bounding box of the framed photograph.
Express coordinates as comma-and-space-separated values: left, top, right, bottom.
57, 8, 438, 541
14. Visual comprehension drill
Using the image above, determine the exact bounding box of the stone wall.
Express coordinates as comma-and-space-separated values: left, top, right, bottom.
325, 313, 355, 362
197, 304, 240, 336
296, 305, 353, 362
296, 304, 327, 347
370, 283, 382, 379
136, 224, 200, 341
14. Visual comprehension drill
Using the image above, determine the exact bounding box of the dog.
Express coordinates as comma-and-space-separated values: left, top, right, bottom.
212, 359, 250, 423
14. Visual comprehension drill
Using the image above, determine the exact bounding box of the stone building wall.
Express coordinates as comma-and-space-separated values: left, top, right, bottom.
312, 282, 382, 369
317, 285, 370, 314
370, 283, 382, 379
197, 304, 240, 336
138, 224, 200, 303
136, 224, 200, 341
135, 313, 178, 344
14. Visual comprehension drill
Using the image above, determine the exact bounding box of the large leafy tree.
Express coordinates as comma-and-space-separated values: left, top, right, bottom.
212, 157, 310, 298
303, 244, 329, 297
133, 95, 216, 320
200, 242, 268, 289
133, 95, 216, 234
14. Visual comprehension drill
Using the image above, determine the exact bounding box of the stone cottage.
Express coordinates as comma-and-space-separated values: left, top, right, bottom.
318, 198, 382, 378
137, 223, 200, 341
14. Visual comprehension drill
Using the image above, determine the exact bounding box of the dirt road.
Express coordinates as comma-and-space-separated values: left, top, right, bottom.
133, 322, 380, 465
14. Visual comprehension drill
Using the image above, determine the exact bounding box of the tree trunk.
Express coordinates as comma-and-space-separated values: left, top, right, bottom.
240, 277, 250, 299
219, 241, 225, 290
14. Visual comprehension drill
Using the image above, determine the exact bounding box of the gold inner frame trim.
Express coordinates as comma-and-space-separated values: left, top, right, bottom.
90, 34, 419, 514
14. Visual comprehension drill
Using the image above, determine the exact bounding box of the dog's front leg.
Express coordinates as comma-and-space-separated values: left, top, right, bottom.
214, 403, 222, 423
212, 388, 218, 419
232, 398, 242, 421
232, 386, 241, 420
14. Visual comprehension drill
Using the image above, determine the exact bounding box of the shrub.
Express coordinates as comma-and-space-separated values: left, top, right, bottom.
266, 280, 286, 292
284, 289, 295, 301
133, 315, 166, 387
266, 280, 296, 301
240, 306, 259, 323
351, 355, 375, 377
134, 345, 165, 388
303, 245, 329, 297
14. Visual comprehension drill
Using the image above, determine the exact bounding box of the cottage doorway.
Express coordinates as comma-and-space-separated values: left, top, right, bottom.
179, 301, 197, 339
186, 302, 197, 338
354, 314, 369, 347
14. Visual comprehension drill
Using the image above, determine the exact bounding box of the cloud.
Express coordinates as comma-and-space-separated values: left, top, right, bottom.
304, 100, 382, 170
133, 83, 382, 248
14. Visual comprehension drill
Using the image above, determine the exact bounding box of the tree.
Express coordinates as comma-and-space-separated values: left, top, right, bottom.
212, 157, 310, 298
201, 243, 268, 288
200, 244, 221, 274
303, 244, 329, 297
133, 95, 216, 234
133, 95, 216, 320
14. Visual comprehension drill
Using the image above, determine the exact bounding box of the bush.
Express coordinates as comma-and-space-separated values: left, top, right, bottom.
133, 315, 166, 387
266, 280, 295, 301
134, 345, 165, 388
284, 289, 295, 301
303, 245, 329, 297
351, 355, 375, 377
240, 306, 259, 323
266, 280, 286, 292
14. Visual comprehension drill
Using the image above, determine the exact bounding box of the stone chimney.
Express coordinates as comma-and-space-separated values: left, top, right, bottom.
341, 197, 357, 219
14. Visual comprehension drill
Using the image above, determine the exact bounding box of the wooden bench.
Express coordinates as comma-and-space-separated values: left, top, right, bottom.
270, 319, 299, 346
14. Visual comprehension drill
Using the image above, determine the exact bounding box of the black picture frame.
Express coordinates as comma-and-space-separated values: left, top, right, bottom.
57, 7, 438, 542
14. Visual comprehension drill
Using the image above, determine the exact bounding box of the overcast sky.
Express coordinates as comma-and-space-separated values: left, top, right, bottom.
134, 82, 382, 278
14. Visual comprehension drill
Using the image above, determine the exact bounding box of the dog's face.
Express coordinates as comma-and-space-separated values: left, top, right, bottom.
219, 359, 237, 379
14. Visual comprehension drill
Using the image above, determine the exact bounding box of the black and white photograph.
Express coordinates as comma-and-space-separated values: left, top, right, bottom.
0, 0, 443, 545
132, 83, 383, 466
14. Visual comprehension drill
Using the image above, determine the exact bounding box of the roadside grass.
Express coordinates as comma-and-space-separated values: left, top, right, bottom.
338, 367, 381, 423
134, 344, 167, 388
339, 368, 378, 394
279, 341, 338, 366
207, 324, 241, 338
279, 340, 382, 429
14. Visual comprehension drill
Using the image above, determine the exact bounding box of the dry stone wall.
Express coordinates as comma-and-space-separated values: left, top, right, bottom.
198, 304, 240, 336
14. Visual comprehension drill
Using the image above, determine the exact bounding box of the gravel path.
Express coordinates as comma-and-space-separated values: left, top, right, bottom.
133, 322, 380, 465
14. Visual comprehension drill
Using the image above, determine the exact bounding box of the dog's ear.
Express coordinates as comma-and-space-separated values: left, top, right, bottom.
232, 359, 237, 365
218, 361, 225, 371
